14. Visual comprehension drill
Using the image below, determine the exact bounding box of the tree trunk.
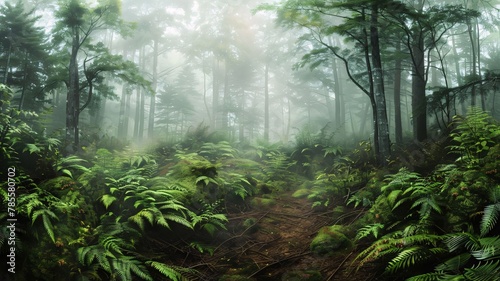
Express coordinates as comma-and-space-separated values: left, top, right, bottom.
133, 86, 140, 139
264, 63, 270, 142
138, 87, 145, 140
393, 42, 403, 145
467, 18, 477, 107
67, 26, 80, 150
148, 40, 159, 138
411, 30, 427, 142
371, 3, 391, 164
3, 44, 12, 85
222, 60, 229, 131
332, 57, 342, 132
212, 57, 220, 129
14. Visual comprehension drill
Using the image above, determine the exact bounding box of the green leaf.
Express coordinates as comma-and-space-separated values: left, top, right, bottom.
101, 194, 117, 209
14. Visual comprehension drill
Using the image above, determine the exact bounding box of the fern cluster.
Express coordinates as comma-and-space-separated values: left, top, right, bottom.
353, 109, 500, 280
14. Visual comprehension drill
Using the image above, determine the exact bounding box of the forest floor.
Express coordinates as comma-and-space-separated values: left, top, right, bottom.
178, 191, 381, 281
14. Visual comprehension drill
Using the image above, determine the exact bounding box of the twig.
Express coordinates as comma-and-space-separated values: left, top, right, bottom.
247, 251, 311, 278
326, 251, 353, 281
213, 211, 269, 253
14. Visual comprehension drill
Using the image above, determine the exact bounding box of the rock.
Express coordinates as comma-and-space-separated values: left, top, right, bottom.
310, 225, 352, 256
250, 197, 276, 209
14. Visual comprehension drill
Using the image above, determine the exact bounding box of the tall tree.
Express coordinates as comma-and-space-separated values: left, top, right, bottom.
388, 1, 479, 141
263, 0, 396, 163
0, 1, 49, 111
54, 0, 146, 150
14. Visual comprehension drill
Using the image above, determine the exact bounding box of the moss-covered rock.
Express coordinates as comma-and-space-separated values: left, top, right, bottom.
250, 197, 276, 209
292, 188, 311, 198
310, 225, 352, 256
169, 153, 217, 180
166, 153, 218, 198
281, 270, 322, 281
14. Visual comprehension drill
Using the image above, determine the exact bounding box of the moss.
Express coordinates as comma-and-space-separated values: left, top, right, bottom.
169, 153, 217, 179
292, 188, 311, 198
250, 197, 276, 209
281, 270, 322, 281
167, 153, 218, 196
310, 225, 352, 256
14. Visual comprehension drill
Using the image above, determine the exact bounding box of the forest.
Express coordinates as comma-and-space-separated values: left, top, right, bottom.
1, 0, 500, 280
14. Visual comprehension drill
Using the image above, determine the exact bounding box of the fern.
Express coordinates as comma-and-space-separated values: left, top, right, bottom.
199, 141, 237, 161
386, 246, 447, 273
463, 260, 500, 281
406, 272, 456, 281
54, 155, 91, 178
356, 223, 385, 240
480, 187, 500, 236
146, 261, 186, 281
101, 194, 117, 209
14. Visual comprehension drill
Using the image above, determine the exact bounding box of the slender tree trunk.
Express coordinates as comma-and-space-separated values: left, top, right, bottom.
148, 40, 159, 138
467, 18, 477, 107
393, 42, 403, 145
264, 63, 270, 142
370, 4, 391, 165
370, 3, 391, 164
138, 88, 145, 140
3, 44, 12, 85
411, 30, 427, 141
222, 60, 229, 131
476, 20, 486, 110
332, 57, 342, 131
133, 87, 140, 138
212, 57, 220, 129
238, 93, 245, 142
67, 26, 80, 150
359, 101, 370, 137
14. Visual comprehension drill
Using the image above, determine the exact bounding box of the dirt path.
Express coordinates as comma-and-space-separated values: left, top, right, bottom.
187, 192, 378, 280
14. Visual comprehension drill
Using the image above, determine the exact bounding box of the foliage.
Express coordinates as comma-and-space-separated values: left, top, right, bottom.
199, 141, 237, 161
449, 107, 500, 167
354, 110, 500, 280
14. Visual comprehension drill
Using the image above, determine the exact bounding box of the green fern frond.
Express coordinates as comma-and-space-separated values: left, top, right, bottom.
111, 258, 132, 281
386, 246, 447, 273
356, 223, 385, 240
31, 209, 58, 243
101, 236, 125, 255
435, 252, 471, 272
189, 241, 215, 255
41, 212, 57, 243
406, 272, 457, 281
445, 233, 476, 252
387, 190, 403, 209
463, 260, 500, 281
146, 261, 184, 281
129, 209, 154, 231
128, 258, 153, 281
101, 194, 117, 209
481, 202, 500, 237
78, 245, 113, 272
470, 236, 500, 261
163, 214, 193, 229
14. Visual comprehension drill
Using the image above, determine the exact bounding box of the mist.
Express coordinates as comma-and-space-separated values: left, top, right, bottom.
1, 0, 500, 280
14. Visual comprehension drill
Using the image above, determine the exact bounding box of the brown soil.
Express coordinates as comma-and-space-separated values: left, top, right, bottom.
175, 192, 381, 281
